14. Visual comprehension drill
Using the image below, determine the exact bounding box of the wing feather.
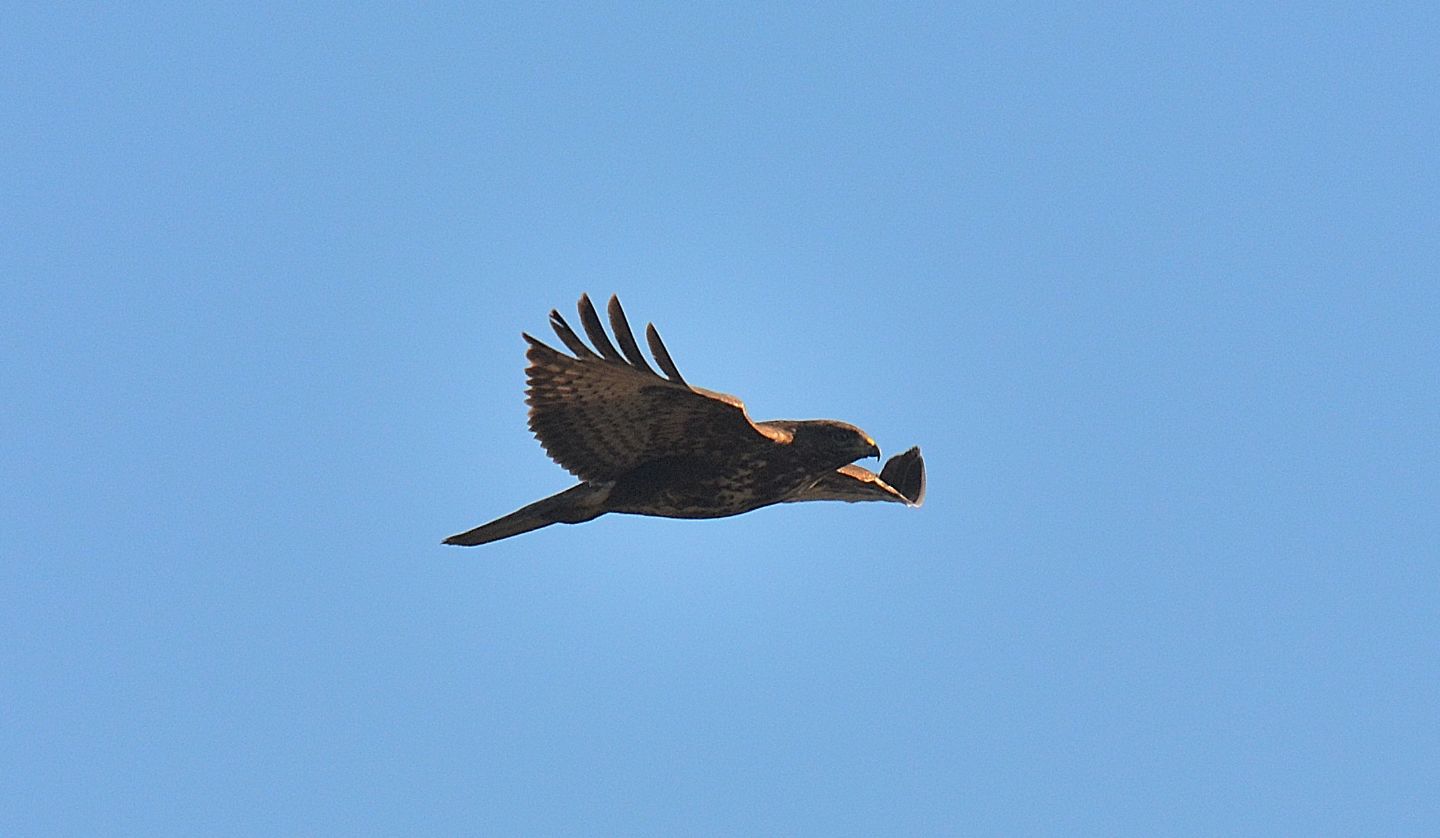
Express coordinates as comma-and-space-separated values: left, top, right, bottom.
645, 322, 688, 386
784, 447, 926, 506
525, 295, 778, 482
547, 310, 598, 358
607, 295, 656, 374
577, 293, 625, 362
878, 445, 927, 506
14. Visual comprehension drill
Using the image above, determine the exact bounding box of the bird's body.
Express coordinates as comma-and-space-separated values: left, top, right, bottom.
607, 447, 843, 518
444, 294, 924, 546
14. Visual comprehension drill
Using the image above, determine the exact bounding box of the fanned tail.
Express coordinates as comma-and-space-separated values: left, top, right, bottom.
443, 483, 609, 547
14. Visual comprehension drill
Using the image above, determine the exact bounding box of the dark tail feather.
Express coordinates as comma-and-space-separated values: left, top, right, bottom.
443, 483, 608, 547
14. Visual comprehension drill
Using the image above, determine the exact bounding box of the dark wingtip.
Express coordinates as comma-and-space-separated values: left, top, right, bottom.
607, 295, 657, 374
547, 308, 597, 358
523, 331, 560, 356
879, 446, 926, 506
645, 322, 689, 386
577, 292, 624, 361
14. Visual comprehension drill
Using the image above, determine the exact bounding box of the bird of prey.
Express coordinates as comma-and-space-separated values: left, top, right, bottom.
444, 294, 924, 546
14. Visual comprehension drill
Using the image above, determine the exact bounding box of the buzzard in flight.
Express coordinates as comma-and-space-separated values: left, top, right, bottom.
444, 294, 925, 546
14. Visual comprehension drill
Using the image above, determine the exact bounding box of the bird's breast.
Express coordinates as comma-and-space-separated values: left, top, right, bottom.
606, 452, 822, 519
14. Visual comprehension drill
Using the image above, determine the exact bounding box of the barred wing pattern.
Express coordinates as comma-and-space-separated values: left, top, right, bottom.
524, 294, 787, 483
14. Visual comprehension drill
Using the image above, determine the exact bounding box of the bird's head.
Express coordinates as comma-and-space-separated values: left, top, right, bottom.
788, 420, 881, 468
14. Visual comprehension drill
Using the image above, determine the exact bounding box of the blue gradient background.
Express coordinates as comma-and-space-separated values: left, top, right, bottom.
5, 4, 1437, 834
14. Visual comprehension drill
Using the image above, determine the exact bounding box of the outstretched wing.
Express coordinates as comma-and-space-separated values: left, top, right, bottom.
785, 446, 926, 506
524, 294, 787, 482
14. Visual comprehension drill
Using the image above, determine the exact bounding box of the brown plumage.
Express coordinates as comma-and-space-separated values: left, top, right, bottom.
444, 294, 924, 546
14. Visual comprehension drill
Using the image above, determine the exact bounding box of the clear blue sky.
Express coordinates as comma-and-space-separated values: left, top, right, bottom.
5, 4, 1437, 835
